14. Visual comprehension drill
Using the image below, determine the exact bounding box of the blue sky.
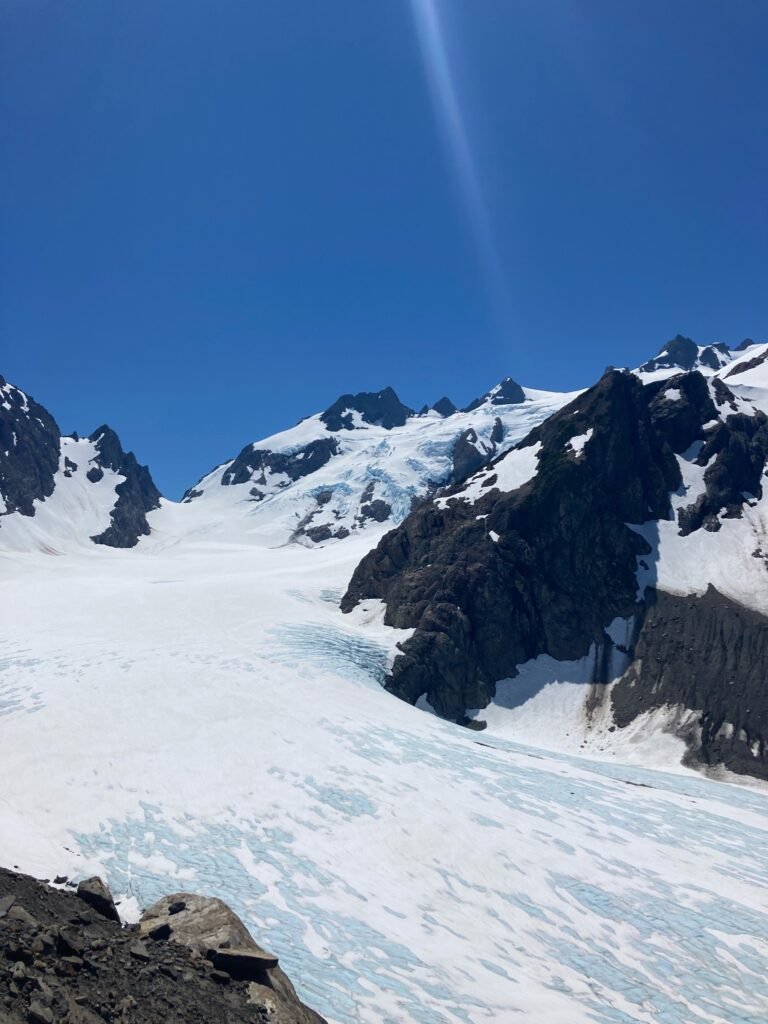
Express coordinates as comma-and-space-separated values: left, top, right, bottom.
2, 1, 767, 498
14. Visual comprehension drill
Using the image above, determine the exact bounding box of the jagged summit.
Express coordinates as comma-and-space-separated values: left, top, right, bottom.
0, 375, 61, 517
343, 363, 768, 779
0, 378, 161, 551
430, 396, 457, 417
178, 376, 569, 546
320, 386, 414, 431
635, 333, 765, 379
462, 376, 526, 413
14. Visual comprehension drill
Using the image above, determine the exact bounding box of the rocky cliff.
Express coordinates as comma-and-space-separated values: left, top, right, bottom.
0, 377, 161, 550
342, 368, 768, 778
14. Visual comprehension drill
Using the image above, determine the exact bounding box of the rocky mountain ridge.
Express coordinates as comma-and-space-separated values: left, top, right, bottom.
342, 361, 768, 779
0, 378, 161, 551
4, 335, 768, 778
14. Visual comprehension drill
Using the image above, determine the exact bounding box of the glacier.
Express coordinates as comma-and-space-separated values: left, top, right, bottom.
2, 527, 768, 1024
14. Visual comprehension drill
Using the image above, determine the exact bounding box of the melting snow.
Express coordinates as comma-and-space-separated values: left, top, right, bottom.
1, 531, 768, 1024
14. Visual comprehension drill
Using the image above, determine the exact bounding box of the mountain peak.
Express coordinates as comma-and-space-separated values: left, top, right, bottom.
638, 335, 734, 377
430, 396, 457, 417
320, 386, 414, 431
462, 376, 525, 413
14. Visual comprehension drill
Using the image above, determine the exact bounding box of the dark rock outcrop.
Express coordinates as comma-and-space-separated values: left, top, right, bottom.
222, 438, 339, 493
640, 335, 732, 375
320, 387, 413, 431
0, 377, 61, 517
725, 348, 768, 378
450, 429, 493, 485
342, 367, 768, 774
640, 334, 700, 373
431, 397, 457, 418
462, 376, 525, 413
612, 588, 768, 779
344, 370, 682, 719
88, 427, 162, 548
0, 868, 326, 1024
75, 878, 119, 924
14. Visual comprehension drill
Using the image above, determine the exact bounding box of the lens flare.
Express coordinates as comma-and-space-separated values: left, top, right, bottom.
410, 0, 511, 327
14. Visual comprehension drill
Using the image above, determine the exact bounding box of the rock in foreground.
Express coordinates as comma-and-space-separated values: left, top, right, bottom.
0, 868, 326, 1024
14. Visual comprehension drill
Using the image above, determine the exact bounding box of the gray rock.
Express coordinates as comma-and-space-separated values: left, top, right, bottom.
129, 942, 151, 962
27, 1002, 53, 1024
139, 893, 325, 1023
76, 878, 120, 923
139, 894, 261, 956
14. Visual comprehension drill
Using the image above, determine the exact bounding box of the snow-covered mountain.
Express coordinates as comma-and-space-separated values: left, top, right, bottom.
0, 375, 161, 552
177, 379, 573, 547
634, 332, 768, 384
3, 344, 768, 1023
344, 345, 768, 781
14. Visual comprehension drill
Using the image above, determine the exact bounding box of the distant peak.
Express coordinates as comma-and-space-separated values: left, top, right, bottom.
321, 387, 414, 431
638, 335, 734, 376
462, 376, 525, 413
431, 396, 457, 417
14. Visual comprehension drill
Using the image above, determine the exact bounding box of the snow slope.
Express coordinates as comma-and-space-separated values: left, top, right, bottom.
2, 531, 768, 1024
179, 387, 573, 547
0, 437, 126, 553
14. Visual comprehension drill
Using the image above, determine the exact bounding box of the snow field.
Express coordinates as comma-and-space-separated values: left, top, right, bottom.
1, 535, 768, 1023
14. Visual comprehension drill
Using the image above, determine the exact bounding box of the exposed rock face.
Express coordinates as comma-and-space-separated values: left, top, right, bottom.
342, 368, 768, 774
725, 347, 768, 378
75, 878, 119, 924
0, 868, 326, 1024
320, 387, 414, 431
344, 370, 681, 718
639, 334, 732, 375
88, 427, 162, 548
0, 380, 161, 549
222, 438, 339, 494
0, 377, 61, 517
462, 376, 525, 413
640, 334, 700, 372
430, 397, 457, 417
450, 428, 493, 484
612, 587, 768, 780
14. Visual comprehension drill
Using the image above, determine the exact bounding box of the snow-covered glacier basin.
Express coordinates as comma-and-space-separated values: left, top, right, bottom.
1, 533, 767, 1024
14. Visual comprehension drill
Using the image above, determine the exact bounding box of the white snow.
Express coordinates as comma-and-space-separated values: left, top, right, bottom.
565, 427, 594, 457
0, 438, 125, 553
437, 442, 543, 507
2, 520, 768, 1024
627, 440, 768, 616
3, 371, 768, 1023
182, 389, 574, 546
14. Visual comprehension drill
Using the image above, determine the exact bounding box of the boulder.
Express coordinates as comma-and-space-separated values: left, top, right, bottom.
139, 893, 325, 1023
139, 893, 267, 958
76, 877, 120, 923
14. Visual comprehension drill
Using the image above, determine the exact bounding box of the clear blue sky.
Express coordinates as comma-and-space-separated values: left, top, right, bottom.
2, 1, 767, 498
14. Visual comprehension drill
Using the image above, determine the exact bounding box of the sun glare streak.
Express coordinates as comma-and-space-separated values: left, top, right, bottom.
410, 0, 511, 327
